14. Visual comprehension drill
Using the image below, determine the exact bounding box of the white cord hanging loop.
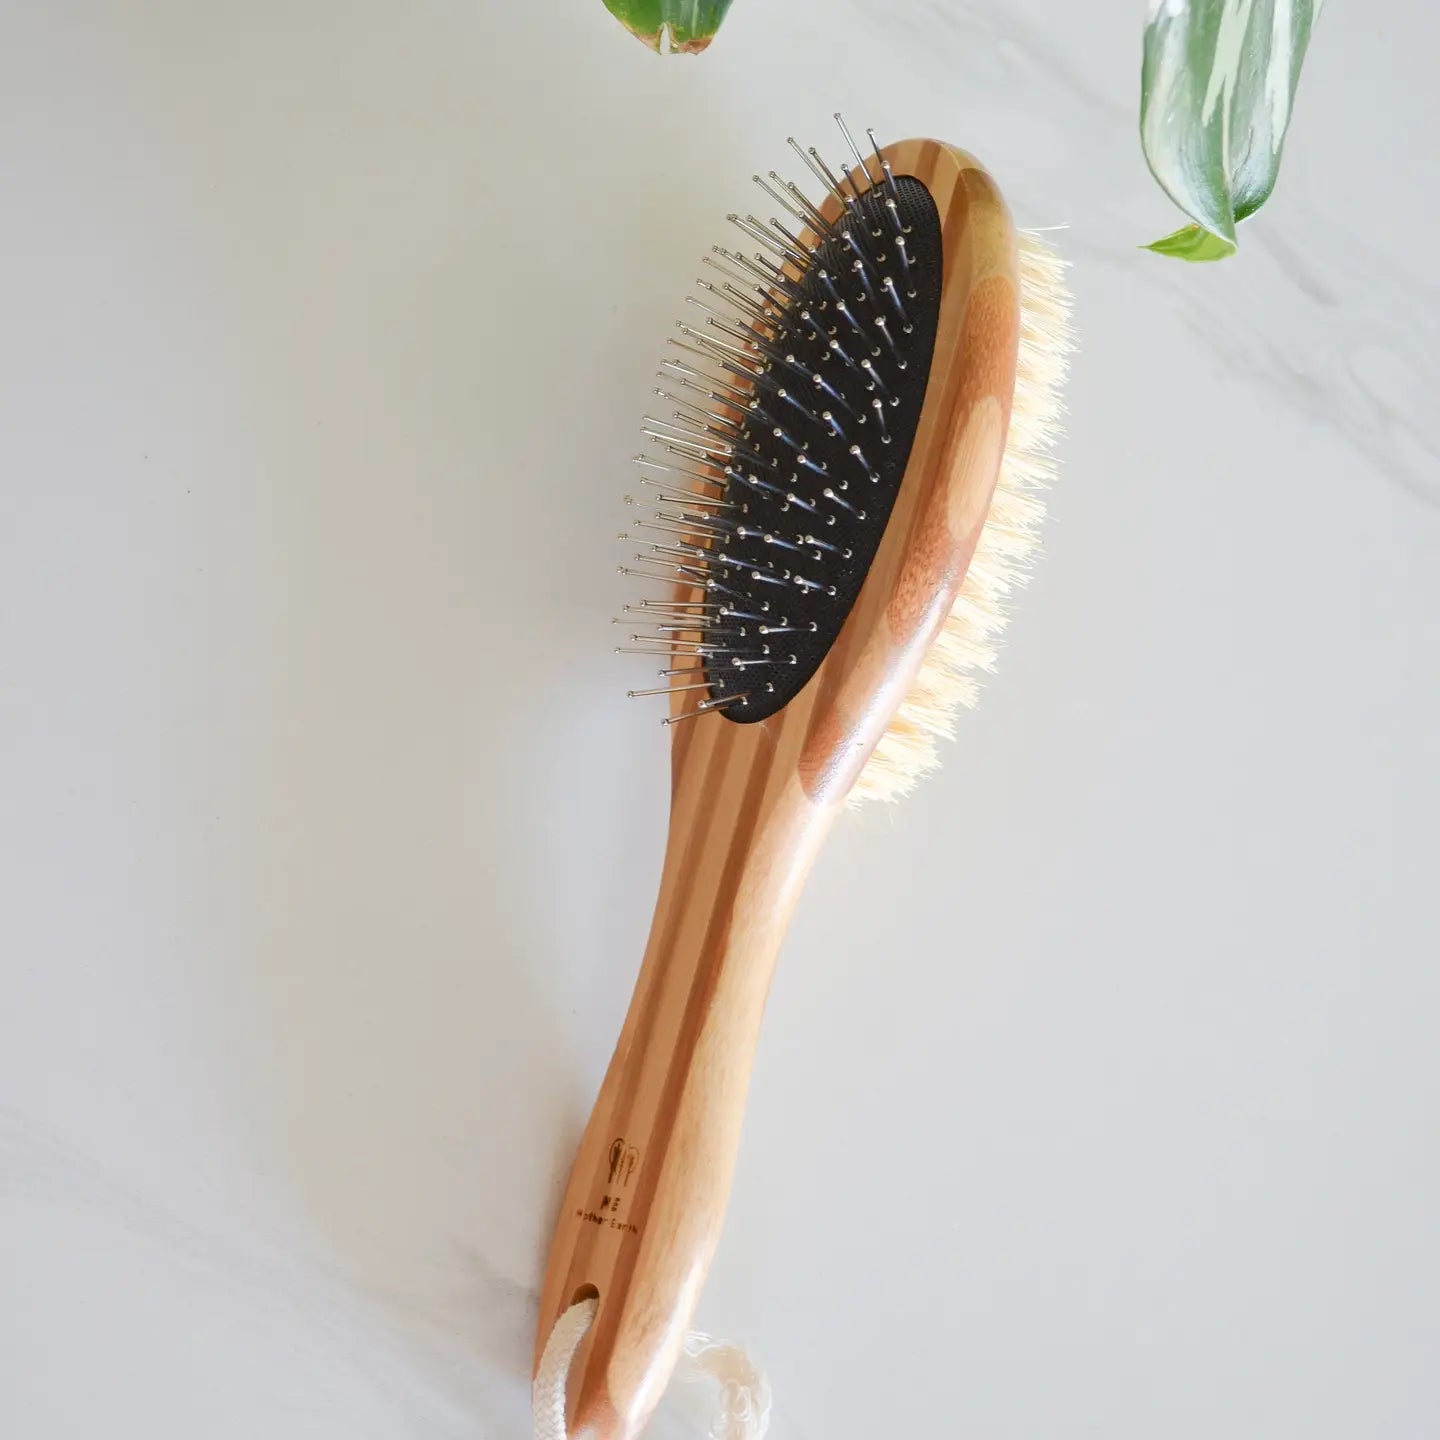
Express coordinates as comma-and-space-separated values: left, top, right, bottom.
533, 1300, 770, 1440
532, 1297, 598, 1440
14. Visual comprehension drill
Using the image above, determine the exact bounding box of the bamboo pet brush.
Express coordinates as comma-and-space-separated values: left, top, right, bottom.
535, 116, 1073, 1439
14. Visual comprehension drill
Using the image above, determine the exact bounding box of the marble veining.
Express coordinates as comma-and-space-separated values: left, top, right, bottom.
3, 2, 1437, 1437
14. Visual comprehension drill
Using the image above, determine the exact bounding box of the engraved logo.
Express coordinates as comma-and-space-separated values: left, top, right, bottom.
607, 1138, 639, 1187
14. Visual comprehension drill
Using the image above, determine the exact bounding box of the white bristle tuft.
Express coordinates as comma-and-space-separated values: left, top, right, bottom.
850, 230, 1075, 805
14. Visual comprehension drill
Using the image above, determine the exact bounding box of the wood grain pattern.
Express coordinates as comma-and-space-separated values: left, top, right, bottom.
535, 141, 1020, 1440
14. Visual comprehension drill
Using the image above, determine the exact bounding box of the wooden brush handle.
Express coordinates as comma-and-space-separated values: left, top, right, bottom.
536, 139, 1020, 1440
536, 737, 836, 1440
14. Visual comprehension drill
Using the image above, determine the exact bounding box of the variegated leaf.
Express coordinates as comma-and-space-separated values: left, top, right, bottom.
600, 0, 734, 53
1141, 0, 1320, 260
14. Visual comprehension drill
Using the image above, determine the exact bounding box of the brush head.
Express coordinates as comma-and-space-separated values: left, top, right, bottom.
619, 120, 1073, 800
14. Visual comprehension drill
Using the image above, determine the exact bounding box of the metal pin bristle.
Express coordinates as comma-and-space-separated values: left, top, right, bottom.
793, 138, 852, 210
834, 112, 879, 189
628, 681, 713, 697
662, 692, 751, 725
752, 172, 813, 231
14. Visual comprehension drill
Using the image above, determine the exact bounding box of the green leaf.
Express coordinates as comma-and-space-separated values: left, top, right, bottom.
1141, 0, 1320, 259
601, 0, 734, 53
1142, 223, 1237, 261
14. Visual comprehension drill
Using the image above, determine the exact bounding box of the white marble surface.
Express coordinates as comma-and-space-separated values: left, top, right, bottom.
2, 3, 1438, 1436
